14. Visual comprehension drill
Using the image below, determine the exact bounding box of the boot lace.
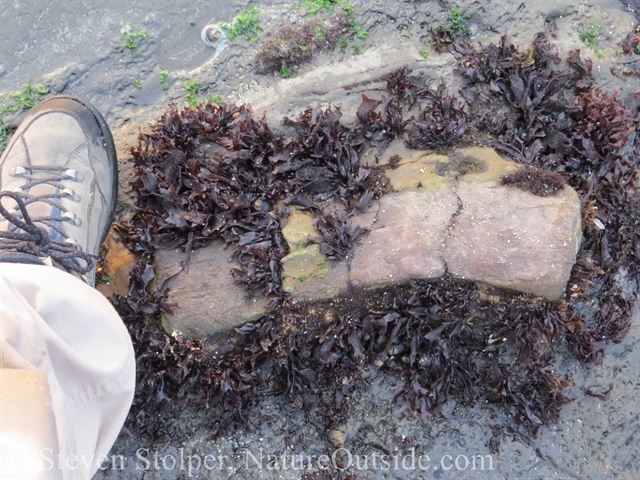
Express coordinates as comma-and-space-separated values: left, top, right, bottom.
0, 187, 95, 274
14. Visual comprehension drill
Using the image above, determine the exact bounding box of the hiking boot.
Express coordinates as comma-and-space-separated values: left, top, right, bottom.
0, 95, 118, 285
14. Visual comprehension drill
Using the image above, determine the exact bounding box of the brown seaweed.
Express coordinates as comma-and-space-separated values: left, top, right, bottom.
452, 33, 639, 368
404, 83, 468, 149
305, 205, 368, 260
620, 25, 640, 54
118, 101, 383, 297
112, 32, 639, 459
501, 166, 566, 196
356, 94, 407, 151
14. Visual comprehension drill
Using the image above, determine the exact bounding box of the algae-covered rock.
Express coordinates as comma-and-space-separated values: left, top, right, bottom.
281, 211, 349, 301
352, 146, 581, 300
385, 152, 451, 191
281, 245, 349, 301
281, 211, 316, 252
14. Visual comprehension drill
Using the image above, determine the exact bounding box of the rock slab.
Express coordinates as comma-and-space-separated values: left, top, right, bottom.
349, 187, 459, 288
158, 147, 582, 337
350, 147, 581, 300
443, 180, 582, 300
156, 245, 267, 337
280, 210, 350, 302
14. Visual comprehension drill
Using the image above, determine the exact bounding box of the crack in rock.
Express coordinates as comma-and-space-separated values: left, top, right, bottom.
439, 182, 464, 275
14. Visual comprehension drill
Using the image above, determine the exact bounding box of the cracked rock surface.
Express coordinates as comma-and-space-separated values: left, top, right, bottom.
349, 186, 458, 288
444, 176, 582, 301
158, 146, 582, 337
350, 146, 581, 301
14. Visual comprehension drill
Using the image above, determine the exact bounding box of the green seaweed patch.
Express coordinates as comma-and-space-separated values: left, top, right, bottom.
298, 0, 346, 15
115, 22, 147, 51
432, 4, 470, 51
579, 20, 599, 48
184, 81, 201, 107
0, 84, 49, 154
348, 17, 368, 39
159, 70, 170, 92
219, 6, 260, 42
501, 166, 565, 197
339, 35, 348, 53
579, 20, 606, 58
280, 65, 294, 78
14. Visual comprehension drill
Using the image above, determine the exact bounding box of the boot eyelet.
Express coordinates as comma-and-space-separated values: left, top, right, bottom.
9, 166, 28, 177
62, 188, 81, 202
62, 212, 82, 227
64, 169, 84, 182
64, 238, 78, 246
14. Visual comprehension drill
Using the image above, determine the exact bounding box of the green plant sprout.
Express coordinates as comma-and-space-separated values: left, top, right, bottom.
635, 43, 640, 55
280, 65, 294, 78
184, 81, 201, 107
10, 84, 49, 109
298, 45, 307, 51
348, 18, 368, 39
219, 6, 260, 42
579, 21, 599, 48
593, 47, 604, 59
298, 0, 346, 15
435, 4, 470, 36
353, 43, 361, 54
323, 7, 366, 54
115, 22, 147, 51
341, 4, 355, 14
419, 49, 429, 59
0, 84, 49, 154
159, 70, 170, 92
448, 4, 470, 34
339, 36, 348, 53
133, 79, 142, 89
184, 81, 219, 106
